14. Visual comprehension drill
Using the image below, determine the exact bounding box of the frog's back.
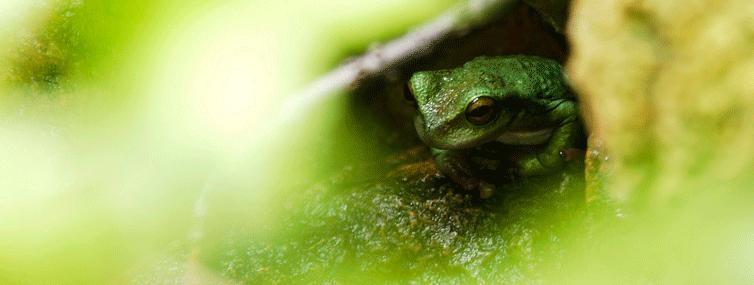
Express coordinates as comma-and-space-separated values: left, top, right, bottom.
464, 55, 573, 101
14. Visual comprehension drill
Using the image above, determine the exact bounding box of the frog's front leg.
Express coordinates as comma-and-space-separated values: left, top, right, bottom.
433, 148, 496, 198
516, 100, 582, 176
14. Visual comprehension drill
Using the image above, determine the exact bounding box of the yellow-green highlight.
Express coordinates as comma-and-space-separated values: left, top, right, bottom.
0, 0, 458, 284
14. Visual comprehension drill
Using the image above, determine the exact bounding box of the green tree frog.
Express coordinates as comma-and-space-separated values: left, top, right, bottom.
405, 55, 582, 198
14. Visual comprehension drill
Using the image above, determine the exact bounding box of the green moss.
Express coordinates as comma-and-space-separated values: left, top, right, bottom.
204, 150, 586, 283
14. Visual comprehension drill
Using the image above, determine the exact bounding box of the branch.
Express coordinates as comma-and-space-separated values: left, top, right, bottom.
280, 0, 520, 121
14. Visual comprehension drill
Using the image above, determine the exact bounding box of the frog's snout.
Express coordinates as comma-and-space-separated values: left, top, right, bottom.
414, 115, 448, 149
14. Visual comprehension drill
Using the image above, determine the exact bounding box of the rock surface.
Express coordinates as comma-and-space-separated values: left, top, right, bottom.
207, 147, 586, 284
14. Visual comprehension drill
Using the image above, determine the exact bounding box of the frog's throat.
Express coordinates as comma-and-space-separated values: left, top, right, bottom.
496, 128, 554, 145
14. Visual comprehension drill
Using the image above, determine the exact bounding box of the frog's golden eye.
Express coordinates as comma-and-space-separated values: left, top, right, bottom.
465, 96, 497, 125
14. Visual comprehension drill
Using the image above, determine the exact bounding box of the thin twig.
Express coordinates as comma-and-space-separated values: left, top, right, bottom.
280, 0, 519, 121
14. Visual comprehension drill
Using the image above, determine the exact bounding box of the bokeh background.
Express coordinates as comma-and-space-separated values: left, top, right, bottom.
0, 1, 458, 283
1, 0, 752, 284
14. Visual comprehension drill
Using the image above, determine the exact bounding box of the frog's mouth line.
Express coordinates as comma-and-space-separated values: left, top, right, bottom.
415, 115, 553, 149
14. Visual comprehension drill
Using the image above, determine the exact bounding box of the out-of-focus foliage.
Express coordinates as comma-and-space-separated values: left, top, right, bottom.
564, 0, 754, 283
0, 0, 458, 284
569, 0, 754, 205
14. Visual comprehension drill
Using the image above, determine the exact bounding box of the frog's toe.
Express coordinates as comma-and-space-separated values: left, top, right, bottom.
516, 153, 565, 176
540, 152, 568, 169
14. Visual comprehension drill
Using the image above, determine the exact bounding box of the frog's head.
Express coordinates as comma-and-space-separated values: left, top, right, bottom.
406, 62, 522, 150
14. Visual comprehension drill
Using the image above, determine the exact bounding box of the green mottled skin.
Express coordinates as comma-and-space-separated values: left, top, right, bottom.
408, 55, 581, 198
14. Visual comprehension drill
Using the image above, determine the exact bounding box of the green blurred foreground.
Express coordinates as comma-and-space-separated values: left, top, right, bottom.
1, 0, 752, 284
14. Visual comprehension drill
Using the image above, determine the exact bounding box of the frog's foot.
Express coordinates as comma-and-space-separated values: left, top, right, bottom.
515, 151, 567, 176
433, 148, 496, 199
516, 113, 583, 176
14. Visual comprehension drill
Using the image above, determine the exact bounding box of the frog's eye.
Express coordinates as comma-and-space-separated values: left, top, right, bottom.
465, 96, 497, 125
